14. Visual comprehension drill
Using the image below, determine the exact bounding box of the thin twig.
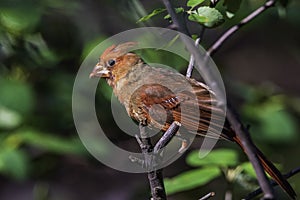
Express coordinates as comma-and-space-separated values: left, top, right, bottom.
207, 0, 276, 57
153, 121, 181, 154
244, 166, 300, 200
186, 28, 205, 78
284, 166, 300, 179
199, 192, 215, 200
186, 37, 201, 78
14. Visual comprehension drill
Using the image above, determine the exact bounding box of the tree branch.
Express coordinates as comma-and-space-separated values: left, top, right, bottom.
136, 121, 181, 200
226, 105, 275, 199
138, 123, 166, 200
207, 0, 276, 57
244, 166, 300, 200
186, 27, 205, 78
161, 0, 190, 35
161, 0, 279, 199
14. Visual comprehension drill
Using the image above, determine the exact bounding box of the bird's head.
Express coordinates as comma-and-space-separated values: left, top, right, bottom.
89, 42, 141, 86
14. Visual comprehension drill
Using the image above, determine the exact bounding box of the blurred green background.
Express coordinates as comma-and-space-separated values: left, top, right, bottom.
0, 0, 299, 199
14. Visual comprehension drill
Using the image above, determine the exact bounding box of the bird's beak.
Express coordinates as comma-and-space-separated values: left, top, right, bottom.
89, 64, 110, 78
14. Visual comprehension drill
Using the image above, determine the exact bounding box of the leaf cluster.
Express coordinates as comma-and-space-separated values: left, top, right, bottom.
164, 148, 259, 195
0, 0, 88, 181
138, 0, 243, 28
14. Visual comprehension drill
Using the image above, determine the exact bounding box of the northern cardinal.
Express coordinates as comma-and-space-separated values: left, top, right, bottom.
89, 42, 296, 199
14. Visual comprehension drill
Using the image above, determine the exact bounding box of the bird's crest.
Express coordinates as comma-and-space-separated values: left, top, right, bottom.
100, 42, 138, 61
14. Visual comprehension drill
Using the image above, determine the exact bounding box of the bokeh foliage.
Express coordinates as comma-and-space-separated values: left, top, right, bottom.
0, 0, 299, 199
0, 0, 87, 181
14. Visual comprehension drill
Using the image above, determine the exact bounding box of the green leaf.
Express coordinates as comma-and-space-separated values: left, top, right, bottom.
188, 6, 224, 28
0, 78, 35, 115
21, 130, 87, 155
175, 7, 184, 13
161, 34, 180, 49
187, 0, 205, 9
0, 0, 42, 34
191, 34, 198, 40
137, 8, 166, 23
239, 162, 257, 178
188, 12, 207, 24
186, 149, 238, 167
164, 7, 184, 20
0, 106, 22, 129
164, 167, 221, 195
25, 34, 58, 66
239, 161, 283, 181
6, 130, 88, 155
226, 11, 235, 19
242, 95, 297, 143
259, 109, 296, 142
0, 148, 29, 180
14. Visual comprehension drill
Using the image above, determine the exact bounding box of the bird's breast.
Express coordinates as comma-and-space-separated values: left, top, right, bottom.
113, 63, 150, 113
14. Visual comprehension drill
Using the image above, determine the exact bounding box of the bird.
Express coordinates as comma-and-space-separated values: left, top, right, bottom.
89, 42, 296, 199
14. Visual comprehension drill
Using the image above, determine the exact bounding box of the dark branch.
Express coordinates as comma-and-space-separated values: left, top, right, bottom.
244, 166, 300, 200
147, 170, 166, 200
207, 0, 276, 56
161, 0, 190, 35
136, 121, 181, 200
226, 105, 275, 199
138, 123, 166, 200
161, 0, 279, 199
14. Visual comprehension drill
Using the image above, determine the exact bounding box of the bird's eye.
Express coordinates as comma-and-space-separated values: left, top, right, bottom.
107, 59, 116, 67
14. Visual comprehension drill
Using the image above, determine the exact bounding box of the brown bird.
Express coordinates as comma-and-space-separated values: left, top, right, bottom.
90, 42, 296, 199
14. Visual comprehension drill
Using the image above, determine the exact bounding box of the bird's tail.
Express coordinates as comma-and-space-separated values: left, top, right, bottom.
233, 137, 296, 199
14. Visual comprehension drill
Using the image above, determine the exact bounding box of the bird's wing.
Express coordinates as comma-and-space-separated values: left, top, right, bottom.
129, 83, 179, 129
185, 79, 233, 140
128, 82, 232, 140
